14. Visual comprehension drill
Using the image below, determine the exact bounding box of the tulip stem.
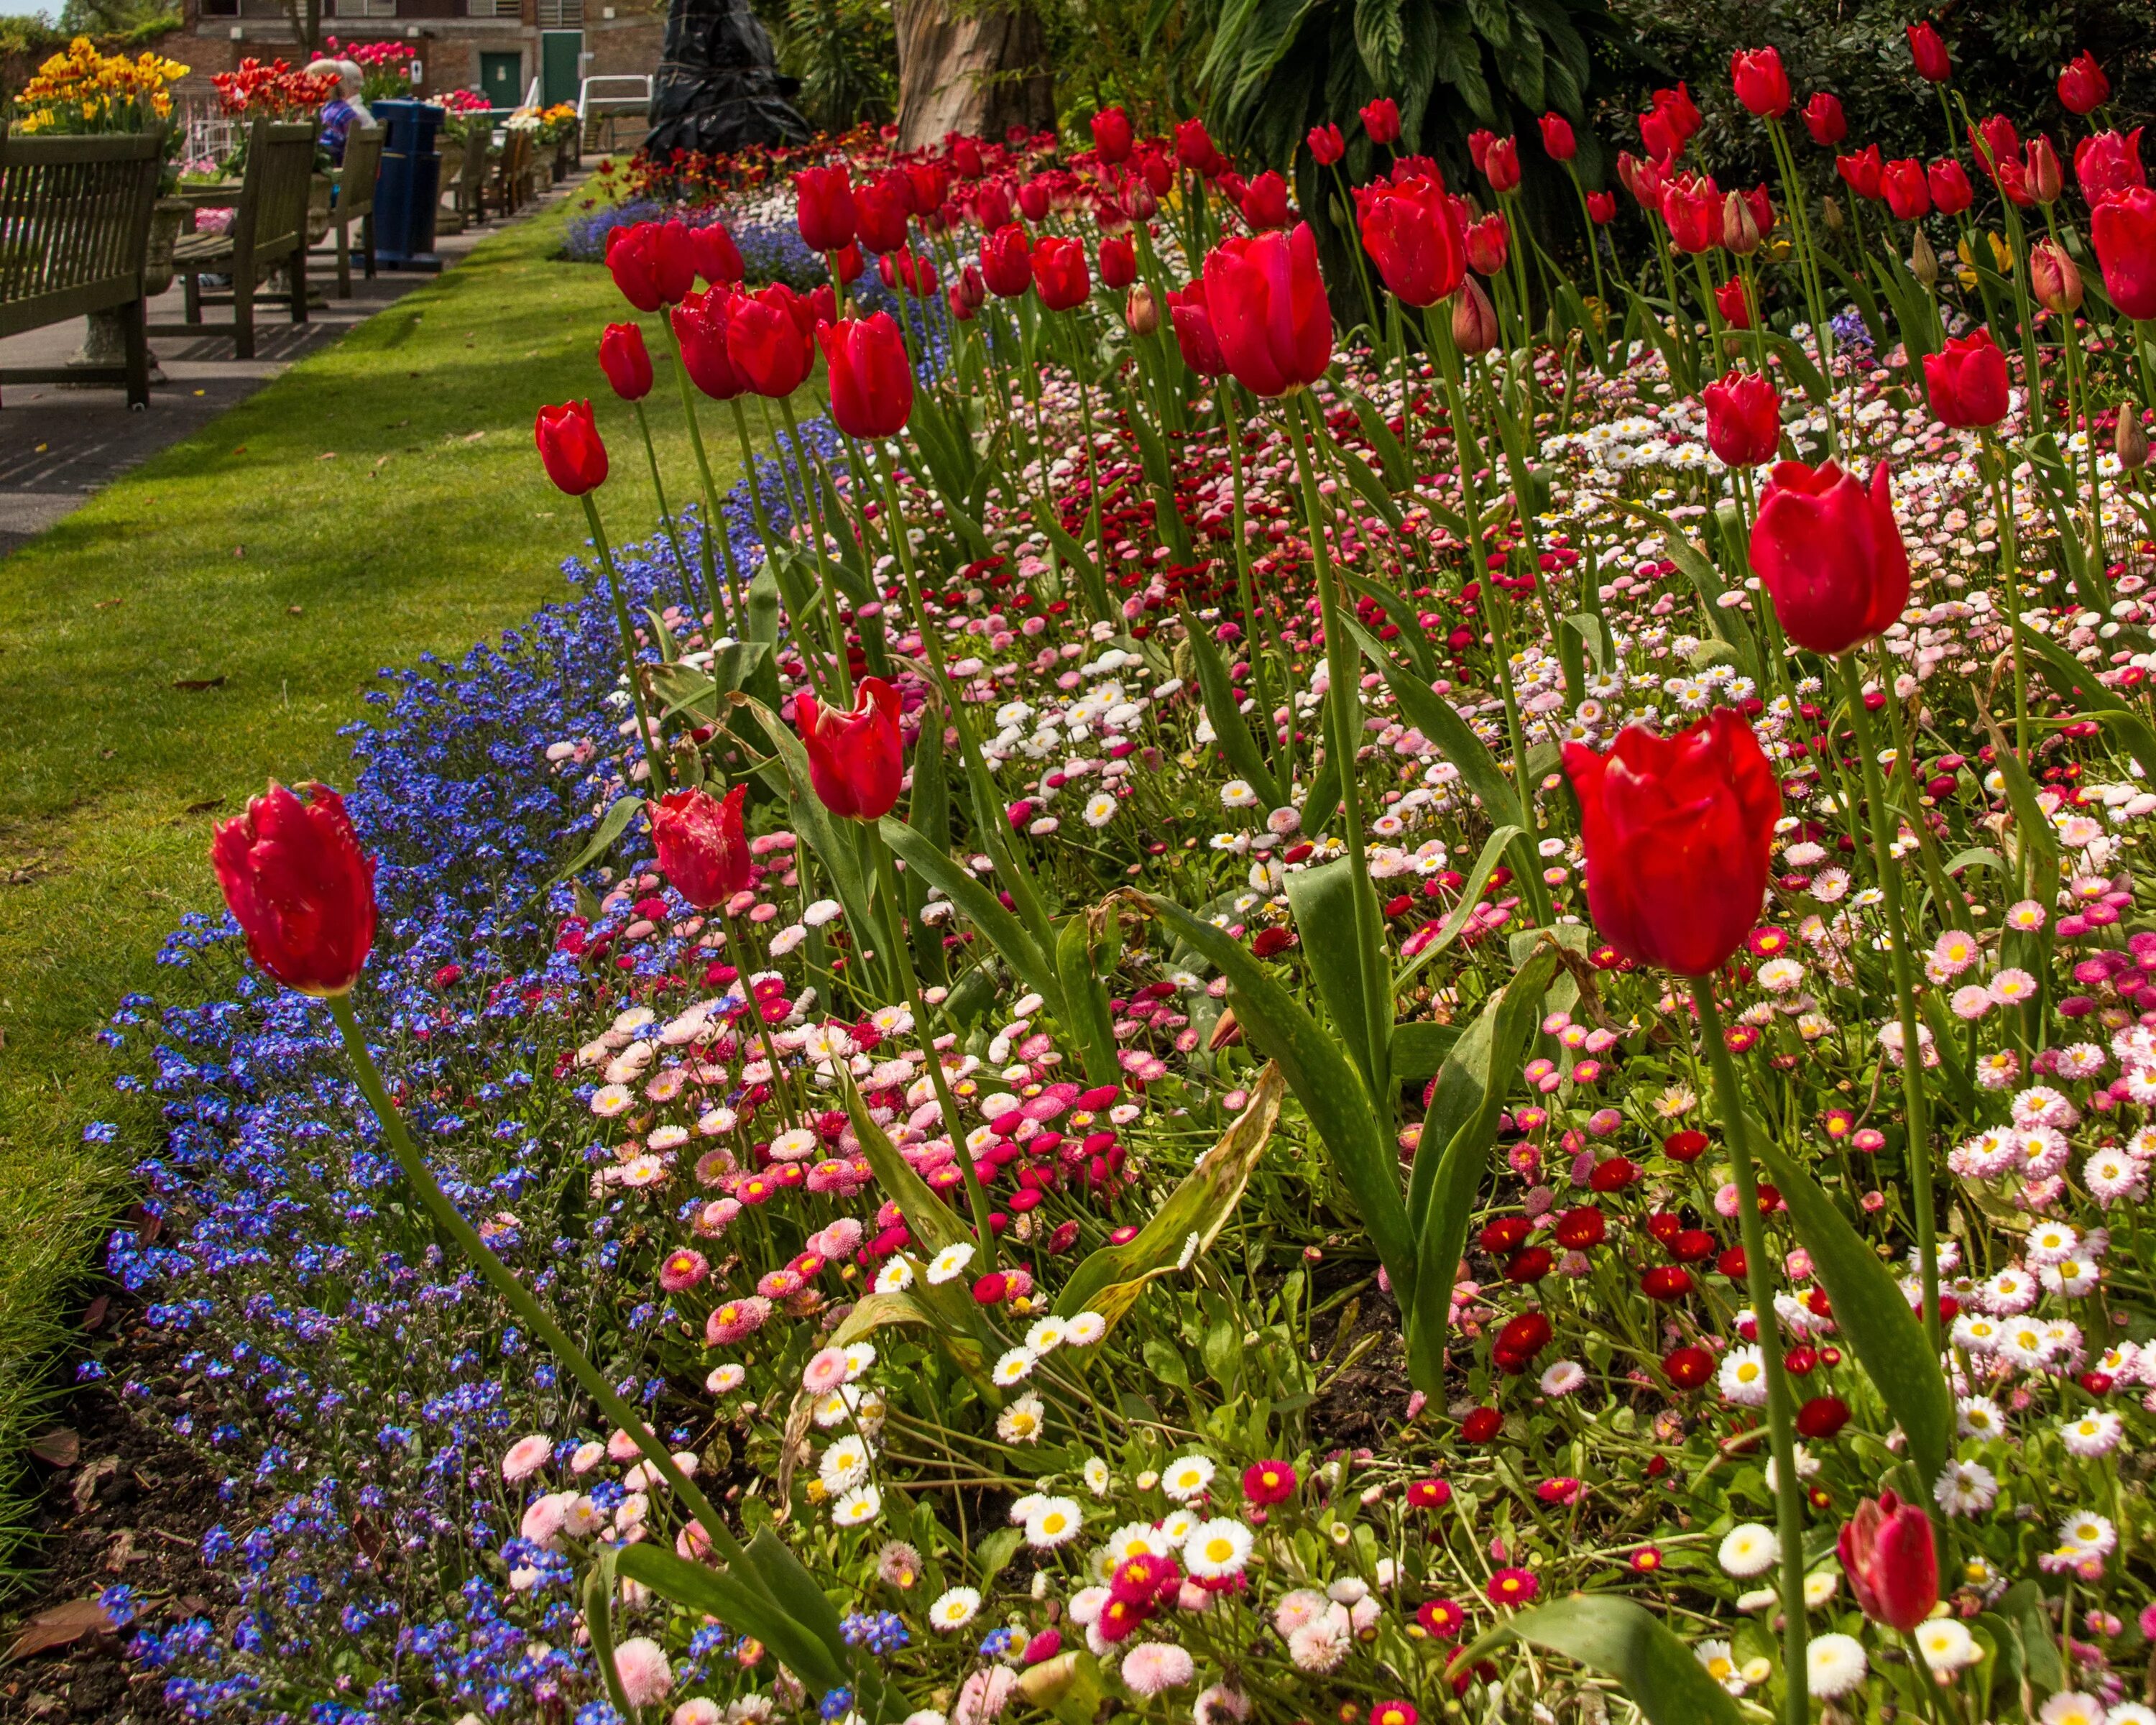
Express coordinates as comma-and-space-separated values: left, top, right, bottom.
870, 837, 999, 1271
776, 392, 855, 707
660, 328, 746, 630
1217, 386, 1286, 786
580, 492, 669, 796
630, 397, 701, 626
324, 992, 745, 1568
717, 908, 801, 1135
1838, 651, 1942, 1356
1286, 389, 1391, 1103
1690, 986, 1808, 1725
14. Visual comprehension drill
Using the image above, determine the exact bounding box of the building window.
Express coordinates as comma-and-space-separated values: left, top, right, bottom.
536, 0, 582, 24
463, 0, 507, 16
333, 0, 397, 17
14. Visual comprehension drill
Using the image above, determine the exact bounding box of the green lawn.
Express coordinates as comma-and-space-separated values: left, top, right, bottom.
0, 193, 777, 1578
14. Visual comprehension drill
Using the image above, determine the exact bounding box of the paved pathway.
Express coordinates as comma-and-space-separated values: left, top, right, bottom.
0, 172, 586, 558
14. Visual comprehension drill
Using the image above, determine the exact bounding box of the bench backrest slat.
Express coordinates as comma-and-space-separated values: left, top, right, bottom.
0, 130, 162, 326
232, 116, 318, 274
337, 122, 384, 221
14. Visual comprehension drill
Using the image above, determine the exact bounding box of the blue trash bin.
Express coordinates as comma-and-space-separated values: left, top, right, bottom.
372, 98, 443, 271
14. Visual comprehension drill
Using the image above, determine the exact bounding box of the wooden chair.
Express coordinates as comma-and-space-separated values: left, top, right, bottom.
486, 127, 531, 220
161, 116, 317, 360
444, 128, 490, 233
316, 121, 382, 297
0, 130, 165, 410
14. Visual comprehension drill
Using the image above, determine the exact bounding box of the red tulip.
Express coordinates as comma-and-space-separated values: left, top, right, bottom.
1358, 175, 1463, 307
1099, 232, 1136, 290
1714, 275, 1752, 328
1016, 177, 1051, 222
607, 221, 696, 313
1202, 223, 1332, 397
1451, 275, 1498, 355
1586, 190, 1616, 224
1090, 106, 1133, 163
1927, 157, 1973, 216
1907, 21, 1951, 83
2030, 238, 2083, 313
672, 288, 745, 401
1836, 145, 1884, 201
1483, 136, 1520, 192
1309, 122, 1345, 166
1539, 111, 1576, 162
725, 285, 814, 397
818, 312, 912, 441
970, 181, 1010, 232
832, 241, 865, 284
1465, 211, 1508, 277
1838, 1492, 1938, 1632
598, 321, 652, 402
1564, 709, 1779, 978
1241, 169, 1292, 231
1360, 96, 1400, 145
1174, 116, 1220, 173
853, 174, 911, 254
1881, 157, 1931, 221
1661, 173, 1722, 253
1654, 82, 1702, 144
533, 399, 607, 495
1468, 129, 1496, 172
1801, 92, 1846, 147
1031, 235, 1092, 310
1166, 280, 1227, 377
2059, 51, 2109, 116
689, 221, 743, 288
980, 224, 1033, 298
903, 160, 947, 216
948, 134, 983, 180
1970, 114, 2020, 180
2027, 135, 2063, 203
650, 783, 751, 910
2076, 129, 2145, 203
1730, 47, 1790, 119
211, 781, 377, 997
796, 677, 904, 821
1925, 329, 2009, 428
794, 165, 856, 252
1618, 150, 1665, 210
1751, 458, 1910, 655
1703, 369, 1780, 467
1638, 106, 1681, 163
2092, 185, 2156, 321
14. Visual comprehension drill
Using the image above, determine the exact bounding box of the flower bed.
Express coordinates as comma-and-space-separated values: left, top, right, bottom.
83, 34, 2156, 1725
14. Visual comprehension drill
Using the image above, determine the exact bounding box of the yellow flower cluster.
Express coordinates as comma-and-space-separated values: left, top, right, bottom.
14, 37, 190, 135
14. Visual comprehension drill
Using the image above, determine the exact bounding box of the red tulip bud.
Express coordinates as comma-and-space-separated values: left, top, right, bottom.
211, 781, 377, 996
650, 783, 751, 910
1838, 1491, 1938, 1632
533, 398, 607, 495
597, 321, 652, 402
1451, 275, 1499, 355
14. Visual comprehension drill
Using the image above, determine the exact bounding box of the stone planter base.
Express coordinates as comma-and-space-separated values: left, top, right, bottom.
67, 308, 165, 386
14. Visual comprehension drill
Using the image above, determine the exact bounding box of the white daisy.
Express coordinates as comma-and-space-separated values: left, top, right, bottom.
1161, 1454, 1217, 1501
1023, 1496, 1084, 1550
1182, 1518, 1253, 1579
992, 1347, 1038, 1386
928, 1587, 981, 1632
830, 1485, 882, 1527
926, 1243, 976, 1285
1806, 1632, 1867, 1698
1718, 1523, 1779, 1578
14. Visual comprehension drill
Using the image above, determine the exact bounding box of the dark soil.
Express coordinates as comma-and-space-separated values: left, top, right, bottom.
1302, 1254, 1414, 1452
0, 1297, 231, 1725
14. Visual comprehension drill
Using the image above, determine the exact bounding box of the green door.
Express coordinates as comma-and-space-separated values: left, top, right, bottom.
479, 51, 522, 111
541, 31, 582, 107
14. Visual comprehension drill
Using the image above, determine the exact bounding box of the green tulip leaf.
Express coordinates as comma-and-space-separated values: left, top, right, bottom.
1749, 1131, 1953, 1494
877, 816, 1062, 1019
1452, 1593, 1743, 1725
1179, 603, 1283, 811
1284, 855, 1388, 1105
1139, 892, 1415, 1310
1055, 1062, 1284, 1328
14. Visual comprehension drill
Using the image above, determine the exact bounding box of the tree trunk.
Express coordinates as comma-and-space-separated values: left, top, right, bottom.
893, 0, 1052, 152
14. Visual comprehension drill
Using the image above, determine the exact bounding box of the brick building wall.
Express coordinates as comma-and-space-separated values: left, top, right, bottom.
171, 0, 665, 118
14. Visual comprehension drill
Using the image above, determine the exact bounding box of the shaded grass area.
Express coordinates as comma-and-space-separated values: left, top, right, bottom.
0, 193, 768, 1583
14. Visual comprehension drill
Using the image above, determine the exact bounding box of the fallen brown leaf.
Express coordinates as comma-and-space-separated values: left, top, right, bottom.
4, 1598, 112, 1663
27, 1429, 76, 1468
71, 1456, 119, 1515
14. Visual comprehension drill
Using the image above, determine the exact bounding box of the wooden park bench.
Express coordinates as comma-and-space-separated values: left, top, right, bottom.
488, 127, 533, 221
160, 116, 316, 360
0, 130, 165, 410
315, 120, 383, 298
